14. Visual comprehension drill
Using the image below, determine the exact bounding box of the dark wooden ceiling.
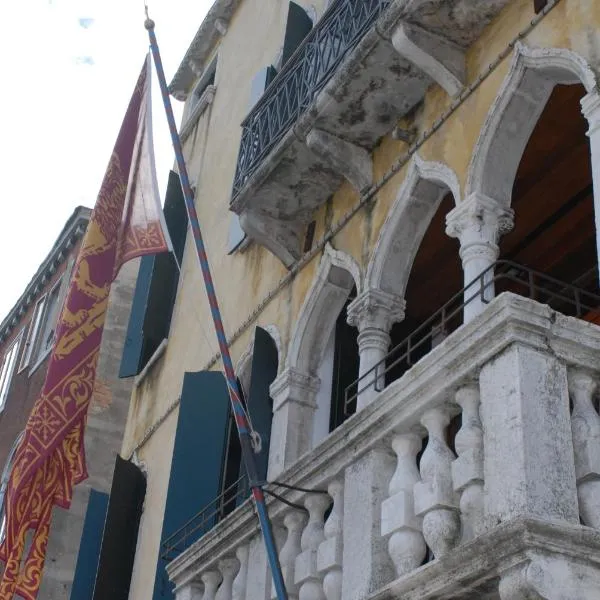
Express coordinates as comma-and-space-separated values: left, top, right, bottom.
403, 83, 595, 325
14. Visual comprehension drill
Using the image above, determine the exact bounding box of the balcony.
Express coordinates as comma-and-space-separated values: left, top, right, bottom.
165, 284, 600, 599
229, 0, 511, 266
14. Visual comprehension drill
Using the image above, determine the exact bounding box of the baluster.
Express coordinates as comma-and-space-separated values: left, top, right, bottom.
232, 545, 249, 600
215, 557, 240, 600
317, 480, 344, 600
414, 407, 460, 558
175, 581, 203, 600
273, 511, 306, 600
381, 433, 426, 577
569, 370, 600, 528
201, 571, 222, 600
295, 493, 331, 600
452, 384, 485, 540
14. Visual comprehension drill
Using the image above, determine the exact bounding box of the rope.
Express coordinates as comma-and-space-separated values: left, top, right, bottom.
129, 0, 563, 457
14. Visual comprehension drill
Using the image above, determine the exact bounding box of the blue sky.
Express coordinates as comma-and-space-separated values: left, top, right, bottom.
0, 0, 212, 317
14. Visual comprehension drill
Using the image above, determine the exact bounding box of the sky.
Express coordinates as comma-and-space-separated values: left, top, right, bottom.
0, 0, 213, 318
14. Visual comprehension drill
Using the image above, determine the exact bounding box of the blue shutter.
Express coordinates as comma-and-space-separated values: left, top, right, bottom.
246, 327, 279, 482
119, 255, 154, 378
70, 490, 109, 600
153, 371, 231, 600
281, 2, 313, 65
119, 171, 187, 378
93, 456, 146, 600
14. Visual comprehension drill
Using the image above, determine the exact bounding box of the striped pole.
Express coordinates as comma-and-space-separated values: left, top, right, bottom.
144, 17, 289, 600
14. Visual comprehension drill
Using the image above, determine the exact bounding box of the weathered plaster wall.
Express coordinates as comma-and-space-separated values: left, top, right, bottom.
123, 2, 600, 598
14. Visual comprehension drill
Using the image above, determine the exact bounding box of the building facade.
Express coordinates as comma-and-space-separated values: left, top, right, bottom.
0, 206, 139, 600
117, 0, 600, 599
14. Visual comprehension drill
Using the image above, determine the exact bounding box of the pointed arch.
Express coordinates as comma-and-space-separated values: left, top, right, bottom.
366, 154, 460, 297
287, 244, 361, 375
466, 43, 598, 206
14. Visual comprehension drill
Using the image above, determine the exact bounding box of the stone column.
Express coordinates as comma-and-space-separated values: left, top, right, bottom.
581, 90, 600, 279
479, 343, 579, 526
341, 448, 395, 600
446, 193, 513, 323
347, 289, 405, 410
175, 581, 203, 600
268, 368, 320, 479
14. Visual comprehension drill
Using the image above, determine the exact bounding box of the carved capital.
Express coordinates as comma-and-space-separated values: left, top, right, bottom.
446, 193, 514, 244
347, 289, 405, 333
270, 367, 320, 412
581, 89, 600, 136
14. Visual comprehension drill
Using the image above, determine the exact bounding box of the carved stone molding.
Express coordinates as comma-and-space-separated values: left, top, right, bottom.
305, 128, 373, 193
347, 289, 405, 333
391, 22, 465, 97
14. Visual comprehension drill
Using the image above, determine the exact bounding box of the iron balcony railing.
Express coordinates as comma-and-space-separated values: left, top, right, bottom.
344, 261, 600, 412
161, 474, 250, 562
231, 0, 391, 198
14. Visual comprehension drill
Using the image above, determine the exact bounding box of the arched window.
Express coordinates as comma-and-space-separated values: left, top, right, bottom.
0, 431, 24, 544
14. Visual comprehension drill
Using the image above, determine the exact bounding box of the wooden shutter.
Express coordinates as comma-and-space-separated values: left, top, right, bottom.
119, 171, 187, 377
281, 2, 313, 66
152, 371, 231, 600
246, 327, 279, 482
92, 457, 146, 600
69, 490, 109, 600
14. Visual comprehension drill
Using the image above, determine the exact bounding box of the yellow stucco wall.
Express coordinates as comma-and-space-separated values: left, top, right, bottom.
124, 1, 600, 597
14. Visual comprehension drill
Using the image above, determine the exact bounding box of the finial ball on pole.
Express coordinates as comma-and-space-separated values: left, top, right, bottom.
144, 17, 155, 30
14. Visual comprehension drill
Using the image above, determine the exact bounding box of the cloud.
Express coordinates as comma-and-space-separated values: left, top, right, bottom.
75, 55, 95, 65
78, 17, 95, 29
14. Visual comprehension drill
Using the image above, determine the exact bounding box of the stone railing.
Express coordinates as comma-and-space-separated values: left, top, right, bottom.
168, 293, 600, 600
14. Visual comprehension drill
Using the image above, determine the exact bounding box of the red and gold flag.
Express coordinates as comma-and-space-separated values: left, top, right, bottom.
0, 54, 169, 600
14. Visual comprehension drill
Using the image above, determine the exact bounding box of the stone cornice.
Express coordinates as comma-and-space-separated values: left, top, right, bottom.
169, 0, 241, 99
167, 293, 600, 586
0, 207, 91, 344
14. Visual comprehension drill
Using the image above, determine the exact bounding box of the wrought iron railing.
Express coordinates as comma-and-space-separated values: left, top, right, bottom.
161, 474, 250, 562
344, 261, 600, 412
231, 0, 391, 199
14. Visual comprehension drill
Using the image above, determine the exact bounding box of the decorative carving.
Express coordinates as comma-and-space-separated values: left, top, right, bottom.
175, 581, 203, 600
275, 511, 307, 600
452, 384, 485, 540
414, 407, 460, 558
201, 570, 222, 600
581, 89, 600, 136
215, 557, 240, 600
347, 289, 405, 333
568, 369, 600, 529
381, 433, 426, 577
232, 545, 249, 600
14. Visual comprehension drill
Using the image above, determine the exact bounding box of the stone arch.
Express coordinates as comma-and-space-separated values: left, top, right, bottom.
287, 243, 361, 376
466, 42, 598, 207
366, 154, 461, 298
235, 325, 282, 398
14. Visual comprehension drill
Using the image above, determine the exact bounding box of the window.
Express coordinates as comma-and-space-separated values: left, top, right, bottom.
190, 55, 217, 106
35, 279, 63, 363
0, 334, 22, 413
0, 432, 24, 544
18, 295, 46, 372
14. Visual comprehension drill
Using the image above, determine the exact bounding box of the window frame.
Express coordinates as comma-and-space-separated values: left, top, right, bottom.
18, 294, 47, 373
33, 277, 64, 366
0, 332, 23, 414
0, 431, 25, 544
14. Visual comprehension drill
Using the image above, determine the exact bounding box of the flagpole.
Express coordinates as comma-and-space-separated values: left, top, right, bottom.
144, 17, 289, 600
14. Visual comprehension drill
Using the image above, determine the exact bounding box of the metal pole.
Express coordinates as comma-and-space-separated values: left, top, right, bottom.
144, 17, 289, 600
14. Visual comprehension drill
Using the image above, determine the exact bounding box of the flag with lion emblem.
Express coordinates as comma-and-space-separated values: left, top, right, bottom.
0, 54, 170, 600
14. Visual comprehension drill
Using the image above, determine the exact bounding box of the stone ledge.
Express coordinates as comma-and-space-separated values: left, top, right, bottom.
167, 293, 600, 588
368, 517, 600, 600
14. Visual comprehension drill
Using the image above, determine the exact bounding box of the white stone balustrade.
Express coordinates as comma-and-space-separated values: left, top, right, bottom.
317, 480, 344, 600
414, 407, 461, 558
381, 433, 426, 577
295, 493, 331, 600
166, 295, 600, 600
214, 557, 240, 600
231, 545, 249, 600
272, 511, 306, 600
451, 384, 485, 540
568, 369, 600, 529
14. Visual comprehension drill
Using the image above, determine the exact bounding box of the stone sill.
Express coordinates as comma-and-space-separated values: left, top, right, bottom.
167, 293, 600, 586
180, 85, 216, 144
370, 517, 600, 600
